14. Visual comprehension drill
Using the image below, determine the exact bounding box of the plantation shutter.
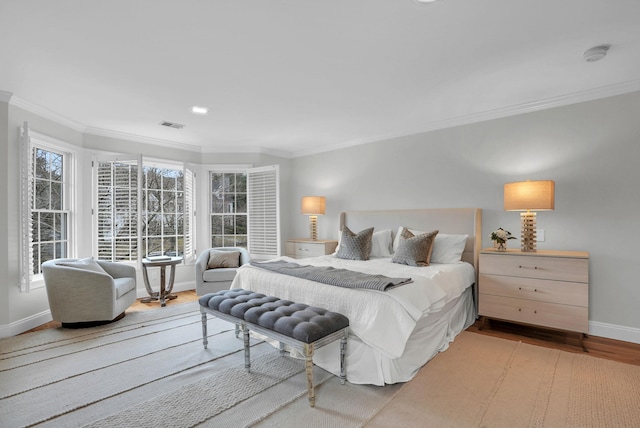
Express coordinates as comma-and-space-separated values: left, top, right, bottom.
94, 155, 141, 262
247, 165, 280, 260
183, 164, 196, 262
19, 122, 34, 292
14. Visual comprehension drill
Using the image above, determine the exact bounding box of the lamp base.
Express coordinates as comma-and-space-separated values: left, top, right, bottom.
308, 215, 318, 241
520, 211, 537, 252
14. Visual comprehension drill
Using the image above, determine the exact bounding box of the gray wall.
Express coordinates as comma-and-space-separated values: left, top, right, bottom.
288, 91, 640, 336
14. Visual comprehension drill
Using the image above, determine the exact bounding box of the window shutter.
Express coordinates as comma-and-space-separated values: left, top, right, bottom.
247, 165, 280, 259
19, 122, 34, 292
95, 157, 140, 262
183, 164, 196, 261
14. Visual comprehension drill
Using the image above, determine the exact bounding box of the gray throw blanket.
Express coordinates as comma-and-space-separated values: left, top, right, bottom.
250, 260, 412, 291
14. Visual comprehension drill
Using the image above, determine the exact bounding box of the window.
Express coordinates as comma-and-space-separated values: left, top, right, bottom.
210, 172, 247, 247
31, 147, 69, 273
209, 165, 279, 260
142, 166, 185, 258
20, 124, 75, 292
95, 157, 195, 263
96, 159, 139, 262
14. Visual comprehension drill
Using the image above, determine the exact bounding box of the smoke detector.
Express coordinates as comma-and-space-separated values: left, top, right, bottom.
583, 45, 610, 62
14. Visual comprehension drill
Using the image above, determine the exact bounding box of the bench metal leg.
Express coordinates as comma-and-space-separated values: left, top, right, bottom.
201, 310, 208, 349
279, 341, 286, 356
304, 343, 315, 407
243, 323, 251, 371
340, 331, 347, 385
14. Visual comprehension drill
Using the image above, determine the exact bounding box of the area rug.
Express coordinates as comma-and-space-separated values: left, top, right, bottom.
365, 331, 640, 428
0, 302, 400, 427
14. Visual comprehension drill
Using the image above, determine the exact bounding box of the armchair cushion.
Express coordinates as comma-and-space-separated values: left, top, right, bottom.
207, 250, 241, 269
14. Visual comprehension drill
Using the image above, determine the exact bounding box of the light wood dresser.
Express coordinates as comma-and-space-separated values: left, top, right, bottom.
479, 249, 589, 350
285, 239, 338, 259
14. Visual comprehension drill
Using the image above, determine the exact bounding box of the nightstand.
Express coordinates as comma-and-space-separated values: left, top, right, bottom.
478, 249, 589, 350
285, 239, 338, 259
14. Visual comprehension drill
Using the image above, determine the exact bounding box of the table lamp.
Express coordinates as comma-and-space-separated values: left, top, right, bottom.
504, 180, 555, 252
301, 196, 325, 240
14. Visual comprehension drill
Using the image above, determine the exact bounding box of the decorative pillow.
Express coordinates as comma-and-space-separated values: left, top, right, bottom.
57, 257, 106, 273
208, 250, 241, 269
431, 234, 468, 264
392, 228, 439, 267
370, 229, 393, 258
335, 226, 374, 260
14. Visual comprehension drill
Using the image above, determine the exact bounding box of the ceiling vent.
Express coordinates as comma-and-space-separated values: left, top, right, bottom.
159, 120, 185, 129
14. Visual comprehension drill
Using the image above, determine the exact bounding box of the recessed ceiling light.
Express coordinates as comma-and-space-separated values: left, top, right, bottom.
413, 0, 443, 4
191, 106, 209, 115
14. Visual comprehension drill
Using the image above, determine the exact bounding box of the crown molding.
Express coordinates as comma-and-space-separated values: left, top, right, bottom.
291, 79, 640, 158
9, 95, 87, 132
0, 90, 13, 103
84, 126, 204, 153
200, 144, 292, 159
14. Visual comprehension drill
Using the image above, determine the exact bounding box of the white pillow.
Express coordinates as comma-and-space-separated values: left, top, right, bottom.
393, 227, 467, 263
370, 229, 393, 258
431, 234, 468, 264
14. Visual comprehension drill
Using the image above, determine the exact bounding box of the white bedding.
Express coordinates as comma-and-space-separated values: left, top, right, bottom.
231, 255, 476, 361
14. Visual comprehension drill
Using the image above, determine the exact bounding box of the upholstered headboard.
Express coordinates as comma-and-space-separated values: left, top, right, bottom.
339, 208, 482, 305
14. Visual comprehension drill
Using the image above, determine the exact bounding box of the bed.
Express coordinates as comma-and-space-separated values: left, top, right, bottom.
231, 208, 482, 385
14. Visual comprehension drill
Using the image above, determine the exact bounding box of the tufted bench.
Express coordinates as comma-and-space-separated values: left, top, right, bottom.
199, 288, 349, 407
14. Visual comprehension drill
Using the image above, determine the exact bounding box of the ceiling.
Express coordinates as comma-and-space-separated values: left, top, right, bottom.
1, 0, 639, 158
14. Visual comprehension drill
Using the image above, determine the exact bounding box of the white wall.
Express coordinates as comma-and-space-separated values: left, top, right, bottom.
2, 90, 639, 342
288, 91, 640, 341
0, 102, 291, 336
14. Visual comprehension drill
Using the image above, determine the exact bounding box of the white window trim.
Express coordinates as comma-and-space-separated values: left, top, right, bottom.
92, 154, 197, 265
20, 125, 77, 292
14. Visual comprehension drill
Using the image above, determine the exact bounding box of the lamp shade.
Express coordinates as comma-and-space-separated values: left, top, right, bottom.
301, 196, 326, 215
504, 180, 555, 211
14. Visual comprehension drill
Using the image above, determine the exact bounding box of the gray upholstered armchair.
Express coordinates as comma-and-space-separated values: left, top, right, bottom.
42, 258, 137, 327
195, 247, 251, 295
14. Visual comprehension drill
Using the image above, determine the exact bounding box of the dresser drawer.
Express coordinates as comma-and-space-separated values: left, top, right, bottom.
285, 240, 338, 259
479, 294, 589, 333
480, 253, 588, 283
479, 274, 588, 307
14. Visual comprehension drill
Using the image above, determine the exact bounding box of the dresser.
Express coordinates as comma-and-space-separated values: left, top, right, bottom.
285, 239, 338, 259
479, 249, 589, 348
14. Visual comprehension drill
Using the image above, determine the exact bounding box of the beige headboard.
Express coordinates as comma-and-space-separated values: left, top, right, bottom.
339, 208, 482, 306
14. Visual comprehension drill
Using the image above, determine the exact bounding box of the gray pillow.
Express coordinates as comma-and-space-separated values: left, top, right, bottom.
208, 250, 241, 269
57, 257, 107, 273
392, 228, 439, 267
335, 226, 374, 260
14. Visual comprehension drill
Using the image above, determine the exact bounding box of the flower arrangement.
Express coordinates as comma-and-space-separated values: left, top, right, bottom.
490, 228, 516, 244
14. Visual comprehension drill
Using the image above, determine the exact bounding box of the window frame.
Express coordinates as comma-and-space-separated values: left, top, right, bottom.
22, 129, 77, 291
206, 164, 280, 260
92, 155, 196, 265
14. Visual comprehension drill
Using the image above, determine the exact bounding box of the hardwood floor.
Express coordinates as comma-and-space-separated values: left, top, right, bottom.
23, 291, 640, 367
468, 317, 640, 367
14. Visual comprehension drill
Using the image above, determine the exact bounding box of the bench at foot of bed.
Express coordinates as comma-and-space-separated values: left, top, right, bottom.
198, 288, 349, 407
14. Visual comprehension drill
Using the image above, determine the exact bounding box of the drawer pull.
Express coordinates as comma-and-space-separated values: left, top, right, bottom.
518, 265, 539, 270
298, 248, 309, 251
518, 287, 538, 293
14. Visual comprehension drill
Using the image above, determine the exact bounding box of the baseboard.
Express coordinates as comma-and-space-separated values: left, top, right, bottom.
589, 320, 640, 345
0, 310, 53, 339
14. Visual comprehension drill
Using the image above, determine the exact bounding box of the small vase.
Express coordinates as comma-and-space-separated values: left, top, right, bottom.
494, 241, 507, 252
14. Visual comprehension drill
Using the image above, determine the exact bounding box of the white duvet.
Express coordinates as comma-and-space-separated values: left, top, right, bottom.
231, 255, 475, 359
